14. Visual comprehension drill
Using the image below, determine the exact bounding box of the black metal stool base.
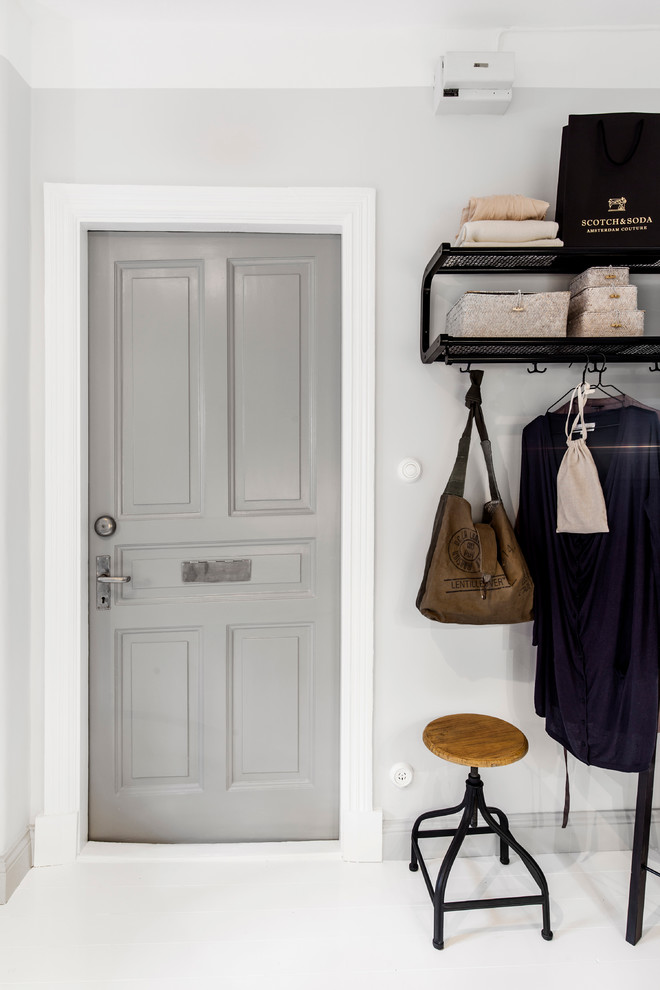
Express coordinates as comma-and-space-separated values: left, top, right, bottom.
410, 767, 553, 949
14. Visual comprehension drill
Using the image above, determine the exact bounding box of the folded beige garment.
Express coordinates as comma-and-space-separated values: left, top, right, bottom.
455, 239, 564, 248
457, 220, 559, 244
459, 194, 549, 228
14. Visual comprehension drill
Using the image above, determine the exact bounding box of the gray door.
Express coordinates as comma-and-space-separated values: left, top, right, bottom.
88, 231, 341, 842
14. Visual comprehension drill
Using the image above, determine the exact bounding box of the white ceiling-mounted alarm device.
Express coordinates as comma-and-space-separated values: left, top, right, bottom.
434, 52, 514, 115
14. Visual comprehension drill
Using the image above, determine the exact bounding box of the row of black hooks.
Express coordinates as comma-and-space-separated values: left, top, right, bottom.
459, 356, 660, 374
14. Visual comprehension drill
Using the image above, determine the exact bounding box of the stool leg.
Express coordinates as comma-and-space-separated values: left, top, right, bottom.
432, 779, 479, 950
409, 799, 467, 874
485, 804, 510, 865
476, 788, 553, 942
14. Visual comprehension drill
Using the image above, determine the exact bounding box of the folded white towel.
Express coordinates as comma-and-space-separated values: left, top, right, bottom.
455, 238, 564, 248
456, 220, 559, 245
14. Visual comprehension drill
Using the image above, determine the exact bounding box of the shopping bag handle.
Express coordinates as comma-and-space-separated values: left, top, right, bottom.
598, 117, 644, 166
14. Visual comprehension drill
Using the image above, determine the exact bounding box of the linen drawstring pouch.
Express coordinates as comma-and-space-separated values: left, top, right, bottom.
556, 382, 609, 534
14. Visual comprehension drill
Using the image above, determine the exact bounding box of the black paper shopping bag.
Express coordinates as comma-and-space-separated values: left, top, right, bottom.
555, 112, 660, 247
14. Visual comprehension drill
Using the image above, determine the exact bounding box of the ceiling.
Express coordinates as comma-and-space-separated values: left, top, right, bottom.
19, 0, 660, 28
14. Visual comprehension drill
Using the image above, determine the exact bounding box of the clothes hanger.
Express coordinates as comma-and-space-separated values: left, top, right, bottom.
546, 356, 596, 413
546, 355, 625, 414
591, 357, 626, 402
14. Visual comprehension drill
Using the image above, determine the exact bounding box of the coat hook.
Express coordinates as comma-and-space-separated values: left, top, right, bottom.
650, 361, 660, 373
527, 362, 547, 374
459, 363, 472, 373
581, 356, 590, 384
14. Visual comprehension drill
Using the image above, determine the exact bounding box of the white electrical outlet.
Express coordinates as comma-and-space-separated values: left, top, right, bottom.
390, 762, 414, 788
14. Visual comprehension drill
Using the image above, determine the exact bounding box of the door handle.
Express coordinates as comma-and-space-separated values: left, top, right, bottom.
96, 554, 130, 610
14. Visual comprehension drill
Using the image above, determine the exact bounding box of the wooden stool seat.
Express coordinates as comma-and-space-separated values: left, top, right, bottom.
423, 713, 528, 768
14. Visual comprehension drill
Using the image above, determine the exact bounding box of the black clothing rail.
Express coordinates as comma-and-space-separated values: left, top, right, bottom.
430, 334, 660, 371
626, 743, 658, 945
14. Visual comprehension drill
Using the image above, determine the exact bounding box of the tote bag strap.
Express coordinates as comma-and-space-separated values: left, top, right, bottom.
444, 370, 502, 502
598, 117, 644, 166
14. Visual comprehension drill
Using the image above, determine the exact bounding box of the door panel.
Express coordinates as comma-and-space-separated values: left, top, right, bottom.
229, 260, 312, 513
228, 624, 312, 785
88, 231, 341, 842
118, 262, 202, 515
118, 628, 202, 789
115, 541, 312, 604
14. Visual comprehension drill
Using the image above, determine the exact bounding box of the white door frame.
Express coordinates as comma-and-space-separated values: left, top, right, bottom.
34, 183, 380, 865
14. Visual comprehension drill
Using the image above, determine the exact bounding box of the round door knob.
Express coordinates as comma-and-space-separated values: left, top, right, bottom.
94, 515, 117, 537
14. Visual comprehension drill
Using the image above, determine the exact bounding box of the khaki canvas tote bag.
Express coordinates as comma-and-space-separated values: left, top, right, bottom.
416, 371, 534, 625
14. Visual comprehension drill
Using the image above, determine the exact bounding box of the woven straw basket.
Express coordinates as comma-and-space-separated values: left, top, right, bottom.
567, 310, 644, 337
446, 290, 569, 337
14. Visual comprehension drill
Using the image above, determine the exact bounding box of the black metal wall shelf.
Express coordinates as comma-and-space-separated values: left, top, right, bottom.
421, 244, 660, 366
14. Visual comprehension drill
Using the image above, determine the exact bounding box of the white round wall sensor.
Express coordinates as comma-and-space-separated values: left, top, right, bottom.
398, 458, 422, 482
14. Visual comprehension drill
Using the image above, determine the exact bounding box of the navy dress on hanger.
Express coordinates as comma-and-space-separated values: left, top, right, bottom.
517, 404, 660, 773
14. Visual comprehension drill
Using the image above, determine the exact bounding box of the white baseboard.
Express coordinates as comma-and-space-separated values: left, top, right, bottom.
383, 809, 660, 861
33, 812, 78, 866
340, 809, 383, 862
0, 830, 32, 903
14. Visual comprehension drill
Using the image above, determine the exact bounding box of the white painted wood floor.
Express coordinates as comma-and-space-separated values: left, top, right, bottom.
0, 848, 659, 988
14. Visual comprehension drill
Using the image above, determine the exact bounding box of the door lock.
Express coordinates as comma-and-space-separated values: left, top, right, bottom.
96, 555, 131, 610
94, 515, 117, 537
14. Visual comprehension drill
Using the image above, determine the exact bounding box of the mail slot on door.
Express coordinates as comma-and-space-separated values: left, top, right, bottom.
182, 559, 252, 583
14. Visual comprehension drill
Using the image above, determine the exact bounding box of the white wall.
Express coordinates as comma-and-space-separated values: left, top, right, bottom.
28, 83, 660, 847
0, 53, 31, 874
19, 11, 660, 90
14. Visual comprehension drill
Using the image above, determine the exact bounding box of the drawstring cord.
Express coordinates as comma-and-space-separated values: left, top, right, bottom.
562, 748, 571, 829
565, 381, 594, 444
